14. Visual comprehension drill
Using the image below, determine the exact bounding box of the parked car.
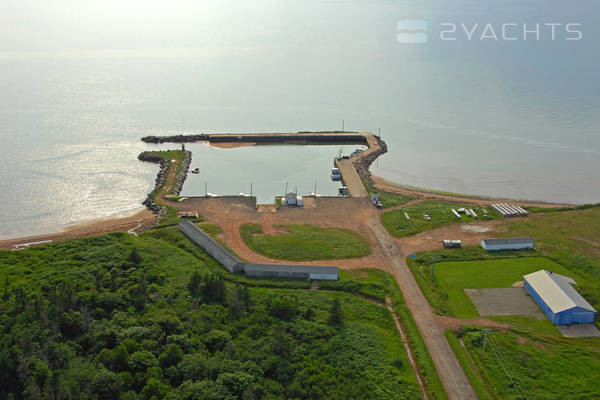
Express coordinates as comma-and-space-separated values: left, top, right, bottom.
331, 168, 341, 181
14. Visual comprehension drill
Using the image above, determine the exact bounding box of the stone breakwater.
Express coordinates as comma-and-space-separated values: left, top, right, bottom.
141, 132, 366, 145
138, 150, 192, 224
142, 134, 209, 144
352, 135, 387, 187
172, 151, 192, 195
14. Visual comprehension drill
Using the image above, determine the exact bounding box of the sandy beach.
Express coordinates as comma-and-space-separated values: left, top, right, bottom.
0, 209, 156, 251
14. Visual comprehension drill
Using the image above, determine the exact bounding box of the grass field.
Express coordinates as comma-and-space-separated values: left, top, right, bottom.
430, 257, 578, 318
448, 319, 600, 400
497, 207, 600, 313
371, 189, 414, 208
362, 178, 414, 208
239, 223, 372, 261
197, 223, 223, 237
410, 206, 600, 399
322, 268, 448, 400
381, 200, 500, 238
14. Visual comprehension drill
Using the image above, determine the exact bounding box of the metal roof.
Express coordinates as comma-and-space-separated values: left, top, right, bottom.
524, 270, 596, 313
482, 237, 534, 245
245, 264, 338, 274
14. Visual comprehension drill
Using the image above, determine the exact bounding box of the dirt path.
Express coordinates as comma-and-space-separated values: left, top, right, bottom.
356, 295, 429, 399
386, 298, 430, 400
435, 315, 509, 331
365, 216, 478, 400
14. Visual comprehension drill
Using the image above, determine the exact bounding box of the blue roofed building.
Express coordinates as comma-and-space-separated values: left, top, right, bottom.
523, 270, 596, 325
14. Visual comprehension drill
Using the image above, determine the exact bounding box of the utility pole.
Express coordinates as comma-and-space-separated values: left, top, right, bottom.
430, 256, 438, 280
314, 182, 317, 195
482, 328, 492, 359
205, 182, 208, 196
285, 182, 288, 195
250, 182, 253, 197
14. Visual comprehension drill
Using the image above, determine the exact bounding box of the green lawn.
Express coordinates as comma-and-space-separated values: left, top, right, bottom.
430, 257, 577, 318
197, 223, 222, 238
371, 190, 414, 208
240, 223, 372, 261
381, 200, 500, 238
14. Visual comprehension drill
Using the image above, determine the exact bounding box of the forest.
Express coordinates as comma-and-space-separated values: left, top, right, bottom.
0, 229, 421, 400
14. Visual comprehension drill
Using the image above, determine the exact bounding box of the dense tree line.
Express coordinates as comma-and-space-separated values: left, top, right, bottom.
0, 233, 419, 400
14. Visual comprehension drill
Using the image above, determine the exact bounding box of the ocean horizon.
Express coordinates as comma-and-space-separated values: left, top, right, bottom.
1, 0, 599, 237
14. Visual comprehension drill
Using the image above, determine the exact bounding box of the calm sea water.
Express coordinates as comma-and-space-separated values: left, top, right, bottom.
1, 0, 599, 237
177, 143, 364, 203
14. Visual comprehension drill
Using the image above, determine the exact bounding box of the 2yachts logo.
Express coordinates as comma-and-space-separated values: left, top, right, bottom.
397, 20, 428, 43
397, 21, 582, 43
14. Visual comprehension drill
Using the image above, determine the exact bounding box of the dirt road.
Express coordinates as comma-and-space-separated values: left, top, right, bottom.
366, 216, 478, 400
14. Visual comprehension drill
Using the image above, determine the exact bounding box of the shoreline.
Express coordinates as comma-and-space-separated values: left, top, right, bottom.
0, 130, 581, 249
0, 174, 573, 250
0, 208, 156, 251
371, 175, 575, 208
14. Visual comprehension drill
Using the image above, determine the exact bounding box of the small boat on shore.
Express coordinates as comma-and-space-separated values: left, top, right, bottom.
190, 168, 200, 174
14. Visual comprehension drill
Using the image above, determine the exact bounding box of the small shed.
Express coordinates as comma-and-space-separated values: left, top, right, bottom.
481, 237, 534, 251
443, 240, 462, 249
524, 270, 596, 325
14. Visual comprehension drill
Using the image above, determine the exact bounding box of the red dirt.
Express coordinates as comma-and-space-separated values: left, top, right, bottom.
395, 219, 510, 255
435, 315, 510, 332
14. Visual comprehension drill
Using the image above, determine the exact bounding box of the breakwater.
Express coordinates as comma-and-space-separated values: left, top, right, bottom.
353, 135, 387, 188
142, 134, 209, 144
138, 150, 192, 222
141, 132, 366, 146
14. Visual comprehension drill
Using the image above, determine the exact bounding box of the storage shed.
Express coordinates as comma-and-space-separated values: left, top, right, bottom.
245, 264, 338, 280
481, 237, 534, 251
524, 270, 596, 325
